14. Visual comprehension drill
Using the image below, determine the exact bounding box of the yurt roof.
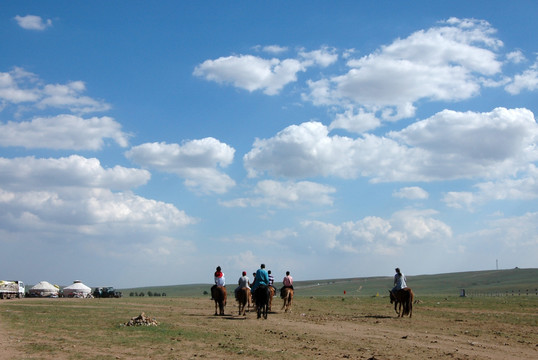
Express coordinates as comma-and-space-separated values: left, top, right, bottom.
63, 281, 91, 291
31, 281, 58, 291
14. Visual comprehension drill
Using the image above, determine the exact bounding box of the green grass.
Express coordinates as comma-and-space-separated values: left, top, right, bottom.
119, 267, 538, 297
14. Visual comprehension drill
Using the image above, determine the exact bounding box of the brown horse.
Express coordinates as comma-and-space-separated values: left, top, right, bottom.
281, 287, 293, 312
268, 286, 275, 311
211, 286, 227, 316
235, 287, 250, 316
389, 288, 414, 318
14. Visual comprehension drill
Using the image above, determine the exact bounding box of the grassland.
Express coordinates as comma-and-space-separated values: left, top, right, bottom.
0, 294, 536, 359
0, 268, 535, 359
119, 267, 538, 297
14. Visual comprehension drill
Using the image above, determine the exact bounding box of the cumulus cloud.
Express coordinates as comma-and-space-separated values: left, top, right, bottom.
506, 50, 526, 64
443, 165, 538, 210
299, 46, 338, 67
193, 46, 338, 95
329, 106, 381, 134
0, 68, 110, 114
0, 155, 150, 191
303, 18, 504, 120
14, 15, 52, 31
126, 138, 236, 194
193, 54, 305, 95
505, 61, 538, 94
0, 156, 195, 237
220, 180, 336, 208
244, 107, 538, 183
390, 107, 538, 179
0, 114, 129, 150
393, 186, 429, 200
300, 209, 452, 254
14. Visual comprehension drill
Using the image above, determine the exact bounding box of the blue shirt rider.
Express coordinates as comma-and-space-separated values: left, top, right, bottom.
251, 263, 269, 292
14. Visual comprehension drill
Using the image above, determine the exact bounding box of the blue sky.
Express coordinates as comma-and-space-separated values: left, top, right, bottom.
1, 1, 537, 288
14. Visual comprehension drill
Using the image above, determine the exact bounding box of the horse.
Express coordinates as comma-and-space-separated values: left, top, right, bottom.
211, 286, 227, 316
268, 286, 275, 311
254, 285, 271, 319
281, 287, 293, 312
235, 287, 250, 316
389, 287, 414, 318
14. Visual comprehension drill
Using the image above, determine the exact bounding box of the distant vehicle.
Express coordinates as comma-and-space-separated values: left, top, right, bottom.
93, 286, 122, 298
0, 280, 25, 299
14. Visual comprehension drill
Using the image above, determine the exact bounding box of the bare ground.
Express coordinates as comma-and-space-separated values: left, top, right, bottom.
0, 296, 536, 359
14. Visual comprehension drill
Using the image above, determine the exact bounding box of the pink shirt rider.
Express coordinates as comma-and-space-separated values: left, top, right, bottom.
283, 275, 293, 287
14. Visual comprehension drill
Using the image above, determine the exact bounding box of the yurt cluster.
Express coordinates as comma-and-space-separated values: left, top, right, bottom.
29, 280, 92, 298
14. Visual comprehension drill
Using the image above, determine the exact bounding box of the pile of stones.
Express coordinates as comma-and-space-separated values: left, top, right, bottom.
123, 312, 159, 326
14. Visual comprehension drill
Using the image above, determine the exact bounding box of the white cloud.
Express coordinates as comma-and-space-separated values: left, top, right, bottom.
329, 106, 381, 133
261, 45, 288, 54
245, 107, 538, 183
220, 180, 336, 208
0, 156, 195, 237
299, 46, 338, 67
443, 165, 538, 210
303, 18, 503, 121
0, 155, 150, 191
393, 186, 429, 200
390, 107, 538, 179
506, 50, 526, 64
14, 15, 52, 31
300, 209, 452, 254
38, 81, 111, 113
193, 54, 305, 95
244, 121, 369, 179
0, 69, 110, 114
505, 61, 538, 94
0, 68, 40, 103
0, 114, 129, 150
126, 138, 236, 194
193, 46, 339, 95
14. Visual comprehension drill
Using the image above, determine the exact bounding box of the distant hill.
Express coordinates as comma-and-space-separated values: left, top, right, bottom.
119, 268, 538, 297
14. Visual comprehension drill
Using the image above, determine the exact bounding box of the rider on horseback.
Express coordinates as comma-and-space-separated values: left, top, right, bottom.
251, 264, 269, 300
392, 267, 407, 293
210, 266, 226, 300
280, 271, 293, 298
234, 271, 250, 298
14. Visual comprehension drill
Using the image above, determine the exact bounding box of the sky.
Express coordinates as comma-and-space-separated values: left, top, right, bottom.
1, 1, 537, 288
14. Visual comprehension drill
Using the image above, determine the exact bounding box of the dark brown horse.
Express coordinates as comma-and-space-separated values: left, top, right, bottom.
254, 285, 271, 319
281, 287, 293, 312
235, 287, 250, 316
389, 288, 414, 318
211, 286, 227, 316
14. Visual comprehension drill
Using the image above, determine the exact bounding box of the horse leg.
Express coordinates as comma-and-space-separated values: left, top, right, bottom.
214, 300, 218, 316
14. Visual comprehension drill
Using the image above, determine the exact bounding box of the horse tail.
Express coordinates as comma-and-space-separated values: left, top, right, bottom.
408, 289, 414, 317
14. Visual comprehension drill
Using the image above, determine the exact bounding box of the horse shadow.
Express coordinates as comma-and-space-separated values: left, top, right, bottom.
361, 315, 392, 319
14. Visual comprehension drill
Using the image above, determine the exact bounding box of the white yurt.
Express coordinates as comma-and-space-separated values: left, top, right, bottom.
62, 280, 92, 298
29, 281, 59, 297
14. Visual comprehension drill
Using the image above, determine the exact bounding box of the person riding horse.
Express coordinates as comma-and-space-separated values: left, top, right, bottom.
251, 264, 269, 301
392, 267, 406, 293
210, 266, 225, 300
234, 271, 250, 298
280, 271, 293, 298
